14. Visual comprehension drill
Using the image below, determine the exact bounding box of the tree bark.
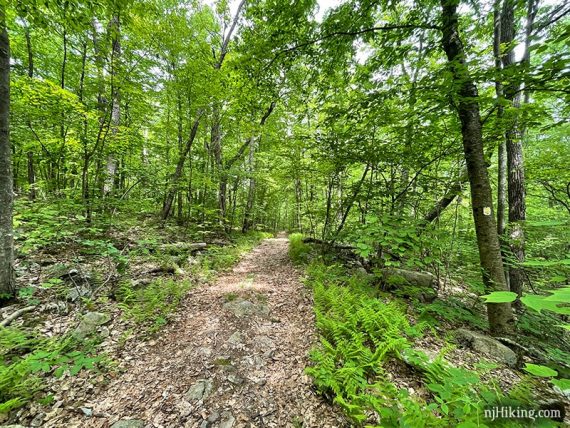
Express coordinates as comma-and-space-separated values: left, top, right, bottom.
212, 0, 247, 225
440, 0, 514, 335
0, 8, 14, 299
104, 14, 121, 197
162, 112, 203, 220
242, 101, 276, 232
24, 25, 36, 201
501, 0, 532, 299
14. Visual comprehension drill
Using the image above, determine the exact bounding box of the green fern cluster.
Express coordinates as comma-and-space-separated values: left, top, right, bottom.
117, 278, 191, 333
0, 327, 104, 414
305, 261, 556, 427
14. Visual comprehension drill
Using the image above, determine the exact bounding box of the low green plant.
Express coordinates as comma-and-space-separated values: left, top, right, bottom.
288, 233, 311, 264
117, 278, 191, 333
0, 327, 103, 414
303, 261, 558, 427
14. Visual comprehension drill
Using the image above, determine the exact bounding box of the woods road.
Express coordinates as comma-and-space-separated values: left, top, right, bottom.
63, 237, 346, 428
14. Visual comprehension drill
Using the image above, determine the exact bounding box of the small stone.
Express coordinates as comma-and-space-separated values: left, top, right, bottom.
223, 299, 269, 318
80, 407, 93, 417
227, 374, 243, 385
207, 411, 220, 423
227, 332, 242, 345
219, 411, 235, 428
30, 412, 45, 427
185, 379, 213, 401
110, 420, 145, 428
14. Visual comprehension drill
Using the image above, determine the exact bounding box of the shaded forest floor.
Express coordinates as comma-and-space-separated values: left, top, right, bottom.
57, 236, 346, 427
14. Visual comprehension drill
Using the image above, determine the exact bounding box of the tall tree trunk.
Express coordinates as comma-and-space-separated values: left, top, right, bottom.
162, 112, 203, 221
440, 0, 514, 335
501, 0, 534, 299
24, 24, 36, 201
0, 8, 14, 299
242, 101, 276, 232
242, 134, 257, 233
211, 0, 247, 225
104, 14, 121, 197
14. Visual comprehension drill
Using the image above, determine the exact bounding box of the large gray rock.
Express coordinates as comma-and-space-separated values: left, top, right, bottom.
223, 299, 269, 318
185, 379, 213, 401
455, 328, 517, 367
73, 312, 111, 339
110, 420, 145, 428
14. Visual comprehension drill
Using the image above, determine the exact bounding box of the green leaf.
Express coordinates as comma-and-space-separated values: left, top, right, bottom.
523, 363, 558, 378
480, 291, 517, 303
551, 378, 570, 391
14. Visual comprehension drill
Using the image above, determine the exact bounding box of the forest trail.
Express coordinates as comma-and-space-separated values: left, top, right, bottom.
65, 236, 346, 428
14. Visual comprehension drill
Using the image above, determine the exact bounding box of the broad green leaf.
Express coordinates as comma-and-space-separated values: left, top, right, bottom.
480, 291, 517, 303
523, 363, 558, 378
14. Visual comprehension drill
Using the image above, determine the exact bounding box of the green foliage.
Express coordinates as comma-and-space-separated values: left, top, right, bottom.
117, 278, 190, 334
303, 261, 522, 427
347, 215, 425, 269
288, 233, 311, 264
523, 363, 558, 378
0, 327, 103, 414
418, 298, 488, 330
197, 232, 271, 276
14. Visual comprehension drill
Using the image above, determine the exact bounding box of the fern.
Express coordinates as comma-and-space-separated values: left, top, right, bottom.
303, 261, 548, 427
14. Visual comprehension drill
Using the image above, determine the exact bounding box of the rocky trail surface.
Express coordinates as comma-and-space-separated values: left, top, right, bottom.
62, 236, 346, 428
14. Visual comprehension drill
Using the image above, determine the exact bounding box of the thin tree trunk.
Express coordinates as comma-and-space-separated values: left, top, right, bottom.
440, 0, 514, 335
0, 8, 14, 299
162, 112, 203, 221
242, 101, 276, 232
104, 14, 121, 197
24, 25, 36, 201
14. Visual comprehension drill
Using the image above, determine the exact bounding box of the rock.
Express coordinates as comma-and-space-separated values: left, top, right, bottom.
254, 335, 275, 357
227, 332, 242, 345
223, 299, 269, 318
30, 410, 45, 425
0, 425, 27, 428
66, 285, 92, 302
185, 379, 213, 401
454, 328, 517, 367
99, 326, 110, 338
110, 420, 145, 428
219, 412, 235, 428
207, 411, 220, 423
227, 374, 244, 385
73, 312, 112, 339
80, 407, 93, 417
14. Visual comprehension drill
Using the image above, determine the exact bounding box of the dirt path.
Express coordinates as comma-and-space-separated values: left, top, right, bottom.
65, 237, 346, 428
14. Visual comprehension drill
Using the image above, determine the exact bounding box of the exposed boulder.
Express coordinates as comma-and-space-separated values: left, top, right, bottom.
223, 299, 269, 318
73, 312, 111, 339
454, 328, 518, 367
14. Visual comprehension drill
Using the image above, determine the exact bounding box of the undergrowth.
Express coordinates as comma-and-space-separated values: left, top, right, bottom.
0, 327, 105, 414
301, 258, 559, 427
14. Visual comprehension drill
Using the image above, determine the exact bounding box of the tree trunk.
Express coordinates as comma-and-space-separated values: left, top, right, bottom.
162, 112, 202, 221
104, 14, 121, 197
0, 8, 14, 299
242, 135, 257, 233
242, 101, 276, 232
24, 25, 36, 201
501, 0, 530, 299
440, 0, 514, 335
